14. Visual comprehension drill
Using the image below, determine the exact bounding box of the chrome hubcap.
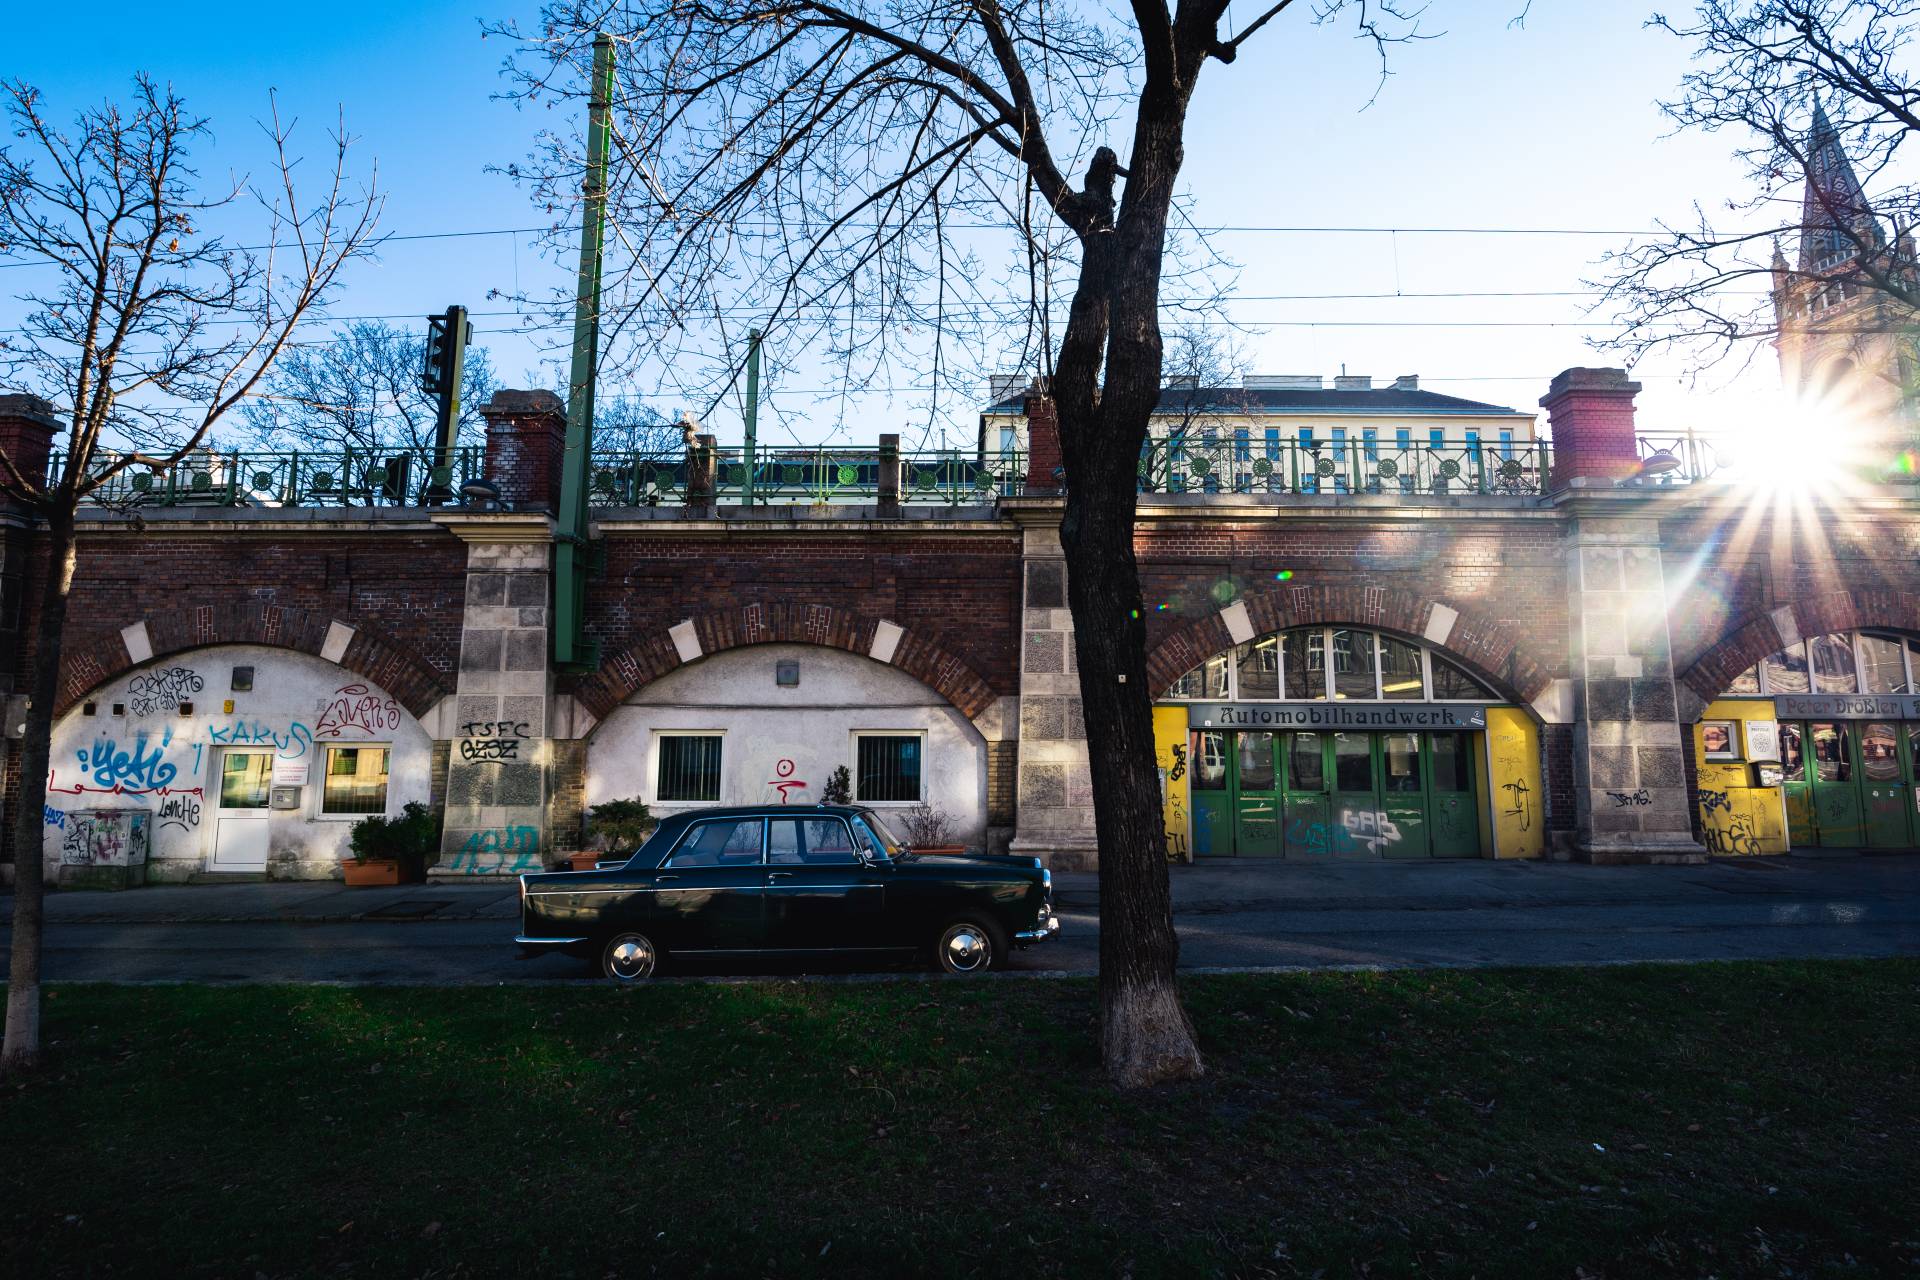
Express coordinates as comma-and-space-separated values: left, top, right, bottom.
608, 937, 655, 980
942, 925, 990, 973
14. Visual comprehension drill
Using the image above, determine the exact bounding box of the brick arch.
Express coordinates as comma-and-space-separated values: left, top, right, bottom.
573, 600, 998, 722
53, 603, 451, 718
1676, 587, 1920, 720
1144, 581, 1554, 706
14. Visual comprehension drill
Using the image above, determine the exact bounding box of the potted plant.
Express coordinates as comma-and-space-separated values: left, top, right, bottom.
899, 803, 966, 855
343, 802, 438, 886
571, 797, 657, 871
820, 765, 852, 806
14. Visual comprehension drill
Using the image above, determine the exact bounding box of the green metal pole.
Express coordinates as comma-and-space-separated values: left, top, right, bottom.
554, 33, 614, 670
742, 328, 761, 506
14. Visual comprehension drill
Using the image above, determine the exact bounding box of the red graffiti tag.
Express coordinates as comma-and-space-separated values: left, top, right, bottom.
315, 684, 401, 738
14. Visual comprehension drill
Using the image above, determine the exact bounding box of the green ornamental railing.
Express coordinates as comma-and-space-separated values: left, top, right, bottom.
586, 447, 1026, 507
1139, 434, 1555, 496
50, 445, 485, 508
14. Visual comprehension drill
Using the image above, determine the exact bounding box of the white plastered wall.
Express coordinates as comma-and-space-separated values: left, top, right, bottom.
43, 644, 433, 880
586, 643, 988, 848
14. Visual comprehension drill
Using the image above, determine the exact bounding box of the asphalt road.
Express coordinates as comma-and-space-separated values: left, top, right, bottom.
3, 853, 1916, 983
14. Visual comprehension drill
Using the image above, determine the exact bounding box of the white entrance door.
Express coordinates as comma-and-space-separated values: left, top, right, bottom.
209, 750, 272, 871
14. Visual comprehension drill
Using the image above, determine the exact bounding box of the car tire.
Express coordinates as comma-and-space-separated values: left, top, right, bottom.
600, 931, 661, 982
934, 917, 1004, 976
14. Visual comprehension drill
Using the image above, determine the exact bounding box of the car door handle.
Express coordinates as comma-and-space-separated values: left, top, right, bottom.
768, 871, 795, 881
655, 874, 680, 884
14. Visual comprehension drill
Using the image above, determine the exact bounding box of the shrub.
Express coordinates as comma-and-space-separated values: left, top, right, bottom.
899, 803, 956, 849
821, 765, 852, 806
347, 802, 440, 877
587, 797, 657, 852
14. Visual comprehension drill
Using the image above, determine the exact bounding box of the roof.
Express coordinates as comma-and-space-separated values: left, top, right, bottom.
983, 385, 1521, 416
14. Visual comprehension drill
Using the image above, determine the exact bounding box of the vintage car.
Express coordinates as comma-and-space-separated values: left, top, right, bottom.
516, 804, 1059, 980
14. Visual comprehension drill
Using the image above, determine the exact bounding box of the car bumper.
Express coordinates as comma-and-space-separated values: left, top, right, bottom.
1014, 916, 1061, 944
516, 934, 589, 956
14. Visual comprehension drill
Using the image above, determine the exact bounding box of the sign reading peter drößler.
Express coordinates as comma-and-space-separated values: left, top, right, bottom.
1186, 703, 1488, 730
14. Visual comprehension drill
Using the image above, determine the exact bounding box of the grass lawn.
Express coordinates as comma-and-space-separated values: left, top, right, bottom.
3, 962, 1917, 1279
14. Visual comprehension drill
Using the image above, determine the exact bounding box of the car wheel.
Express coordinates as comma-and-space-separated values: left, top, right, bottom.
934, 918, 1003, 976
601, 931, 660, 982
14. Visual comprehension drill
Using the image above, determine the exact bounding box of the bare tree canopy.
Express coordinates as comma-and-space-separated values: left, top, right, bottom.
494, 0, 1423, 1087
1599, 1, 1920, 371
0, 76, 380, 1073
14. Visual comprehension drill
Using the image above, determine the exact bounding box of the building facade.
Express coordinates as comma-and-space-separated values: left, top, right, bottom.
8, 358, 1920, 885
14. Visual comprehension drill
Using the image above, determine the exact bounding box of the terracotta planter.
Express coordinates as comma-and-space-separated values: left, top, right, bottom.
567, 852, 604, 872
909, 845, 968, 857
343, 859, 401, 886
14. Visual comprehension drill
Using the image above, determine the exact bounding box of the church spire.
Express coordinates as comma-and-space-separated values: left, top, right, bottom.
1799, 101, 1877, 273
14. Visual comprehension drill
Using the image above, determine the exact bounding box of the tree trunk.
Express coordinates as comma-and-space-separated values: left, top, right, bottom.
3, 509, 77, 1075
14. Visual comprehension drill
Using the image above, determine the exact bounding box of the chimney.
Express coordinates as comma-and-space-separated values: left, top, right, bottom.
1022, 380, 1063, 497
1541, 367, 1643, 492
1242, 374, 1323, 390
1333, 375, 1373, 391
0, 393, 62, 498
1392, 375, 1419, 391
479, 390, 567, 509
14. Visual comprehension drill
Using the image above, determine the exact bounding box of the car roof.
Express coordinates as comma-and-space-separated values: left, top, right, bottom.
661, 805, 868, 822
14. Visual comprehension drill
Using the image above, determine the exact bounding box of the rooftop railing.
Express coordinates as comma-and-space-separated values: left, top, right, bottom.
49, 445, 485, 509
586, 446, 1027, 507
1138, 435, 1555, 496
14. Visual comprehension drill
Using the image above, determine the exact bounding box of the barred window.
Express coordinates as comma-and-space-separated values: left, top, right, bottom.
322, 747, 390, 815
657, 734, 722, 803
855, 734, 923, 803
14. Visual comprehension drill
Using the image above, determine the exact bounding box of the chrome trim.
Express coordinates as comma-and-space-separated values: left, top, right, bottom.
1014, 917, 1062, 942
515, 934, 589, 945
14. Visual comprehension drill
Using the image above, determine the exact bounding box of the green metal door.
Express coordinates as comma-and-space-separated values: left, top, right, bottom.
1809, 722, 1864, 845
1188, 731, 1233, 857
1859, 721, 1908, 849
1907, 726, 1920, 848
1780, 722, 1815, 847
1282, 732, 1332, 856
1376, 732, 1430, 859
1329, 731, 1382, 859
1426, 732, 1482, 857
1231, 732, 1282, 857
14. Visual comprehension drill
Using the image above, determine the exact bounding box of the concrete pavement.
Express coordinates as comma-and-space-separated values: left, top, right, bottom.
2, 853, 1915, 983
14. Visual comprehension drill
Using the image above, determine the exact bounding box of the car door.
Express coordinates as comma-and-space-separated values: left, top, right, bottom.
650, 817, 767, 951
763, 817, 887, 950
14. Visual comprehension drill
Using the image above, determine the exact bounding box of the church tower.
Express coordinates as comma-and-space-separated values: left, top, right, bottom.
1771, 104, 1920, 450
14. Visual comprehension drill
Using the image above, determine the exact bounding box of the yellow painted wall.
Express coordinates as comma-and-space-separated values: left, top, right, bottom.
1152, 706, 1193, 863
1694, 698, 1790, 856
1485, 707, 1546, 859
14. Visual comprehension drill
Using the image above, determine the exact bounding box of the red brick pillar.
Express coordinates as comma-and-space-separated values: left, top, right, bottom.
0, 393, 61, 499
1022, 383, 1063, 496
1542, 368, 1642, 492
480, 390, 567, 509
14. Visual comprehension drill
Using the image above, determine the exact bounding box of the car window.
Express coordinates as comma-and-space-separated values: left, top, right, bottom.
667, 819, 764, 868
850, 817, 891, 861
801, 819, 861, 866
767, 819, 804, 865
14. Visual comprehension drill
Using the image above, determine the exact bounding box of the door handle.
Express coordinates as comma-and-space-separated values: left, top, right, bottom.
655, 874, 680, 884
768, 871, 795, 881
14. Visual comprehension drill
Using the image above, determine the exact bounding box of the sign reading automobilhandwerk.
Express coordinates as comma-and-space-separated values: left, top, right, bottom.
1186, 703, 1488, 730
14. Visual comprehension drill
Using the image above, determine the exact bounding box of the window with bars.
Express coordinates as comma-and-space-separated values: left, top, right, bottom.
656, 734, 723, 803
1166, 627, 1499, 702
321, 747, 390, 815
855, 733, 923, 803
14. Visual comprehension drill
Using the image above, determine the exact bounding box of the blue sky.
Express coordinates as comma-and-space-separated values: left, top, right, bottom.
5, 1, 1784, 444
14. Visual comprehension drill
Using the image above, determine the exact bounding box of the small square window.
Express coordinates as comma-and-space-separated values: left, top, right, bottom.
775, 660, 800, 688
83, 701, 97, 717
657, 734, 722, 803
230, 666, 254, 692
111, 703, 125, 717
177, 701, 195, 717
322, 746, 390, 815
855, 734, 924, 803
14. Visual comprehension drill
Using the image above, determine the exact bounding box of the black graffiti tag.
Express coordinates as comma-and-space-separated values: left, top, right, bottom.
127, 667, 202, 717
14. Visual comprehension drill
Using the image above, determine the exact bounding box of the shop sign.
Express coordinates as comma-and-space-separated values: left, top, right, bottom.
1770, 694, 1920, 720
272, 758, 310, 787
1185, 702, 1489, 730
1743, 719, 1781, 763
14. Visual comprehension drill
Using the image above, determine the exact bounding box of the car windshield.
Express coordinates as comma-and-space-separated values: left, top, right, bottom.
856, 810, 907, 857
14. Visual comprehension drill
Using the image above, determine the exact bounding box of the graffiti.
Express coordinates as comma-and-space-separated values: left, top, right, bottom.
1698, 788, 1732, 816
1607, 789, 1653, 808
1500, 773, 1534, 832
126, 667, 202, 717
446, 826, 541, 873
76, 729, 178, 793
460, 720, 530, 739
58, 812, 148, 867
459, 738, 520, 762
1703, 814, 1762, 856
1285, 815, 1404, 857
767, 757, 807, 804
44, 806, 66, 828
1338, 808, 1404, 854
208, 719, 313, 758
156, 793, 202, 831
1168, 743, 1187, 783
315, 684, 401, 739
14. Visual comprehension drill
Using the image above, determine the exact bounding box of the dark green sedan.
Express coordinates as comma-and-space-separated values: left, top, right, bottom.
516, 804, 1059, 980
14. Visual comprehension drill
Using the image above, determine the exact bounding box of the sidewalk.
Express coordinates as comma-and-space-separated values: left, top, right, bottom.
7, 851, 1914, 924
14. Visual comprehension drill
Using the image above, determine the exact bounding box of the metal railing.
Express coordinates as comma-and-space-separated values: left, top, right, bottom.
1632, 433, 1734, 486
51, 446, 485, 509
586, 447, 1026, 506
1139, 435, 1554, 497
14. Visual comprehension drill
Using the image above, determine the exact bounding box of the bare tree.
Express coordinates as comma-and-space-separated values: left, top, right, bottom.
1598, 1, 1920, 375
494, 1, 1421, 1087
240, 319, 498, 456
0, 77, 380, 1072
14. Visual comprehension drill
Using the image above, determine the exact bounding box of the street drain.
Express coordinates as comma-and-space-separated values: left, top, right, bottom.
361, 899, 456, 919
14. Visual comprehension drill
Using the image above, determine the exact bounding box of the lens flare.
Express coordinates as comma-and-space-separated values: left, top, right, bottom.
1274, 570, 1294, 581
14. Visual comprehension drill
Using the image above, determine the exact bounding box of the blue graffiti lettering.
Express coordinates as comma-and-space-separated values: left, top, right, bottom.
44, 806, 66, 828
76, 729, 178, 794
207, 720, 313, 758
447, 826, 541, 874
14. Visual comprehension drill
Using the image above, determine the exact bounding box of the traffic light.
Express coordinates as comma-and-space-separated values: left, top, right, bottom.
422, 305, 473, 504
